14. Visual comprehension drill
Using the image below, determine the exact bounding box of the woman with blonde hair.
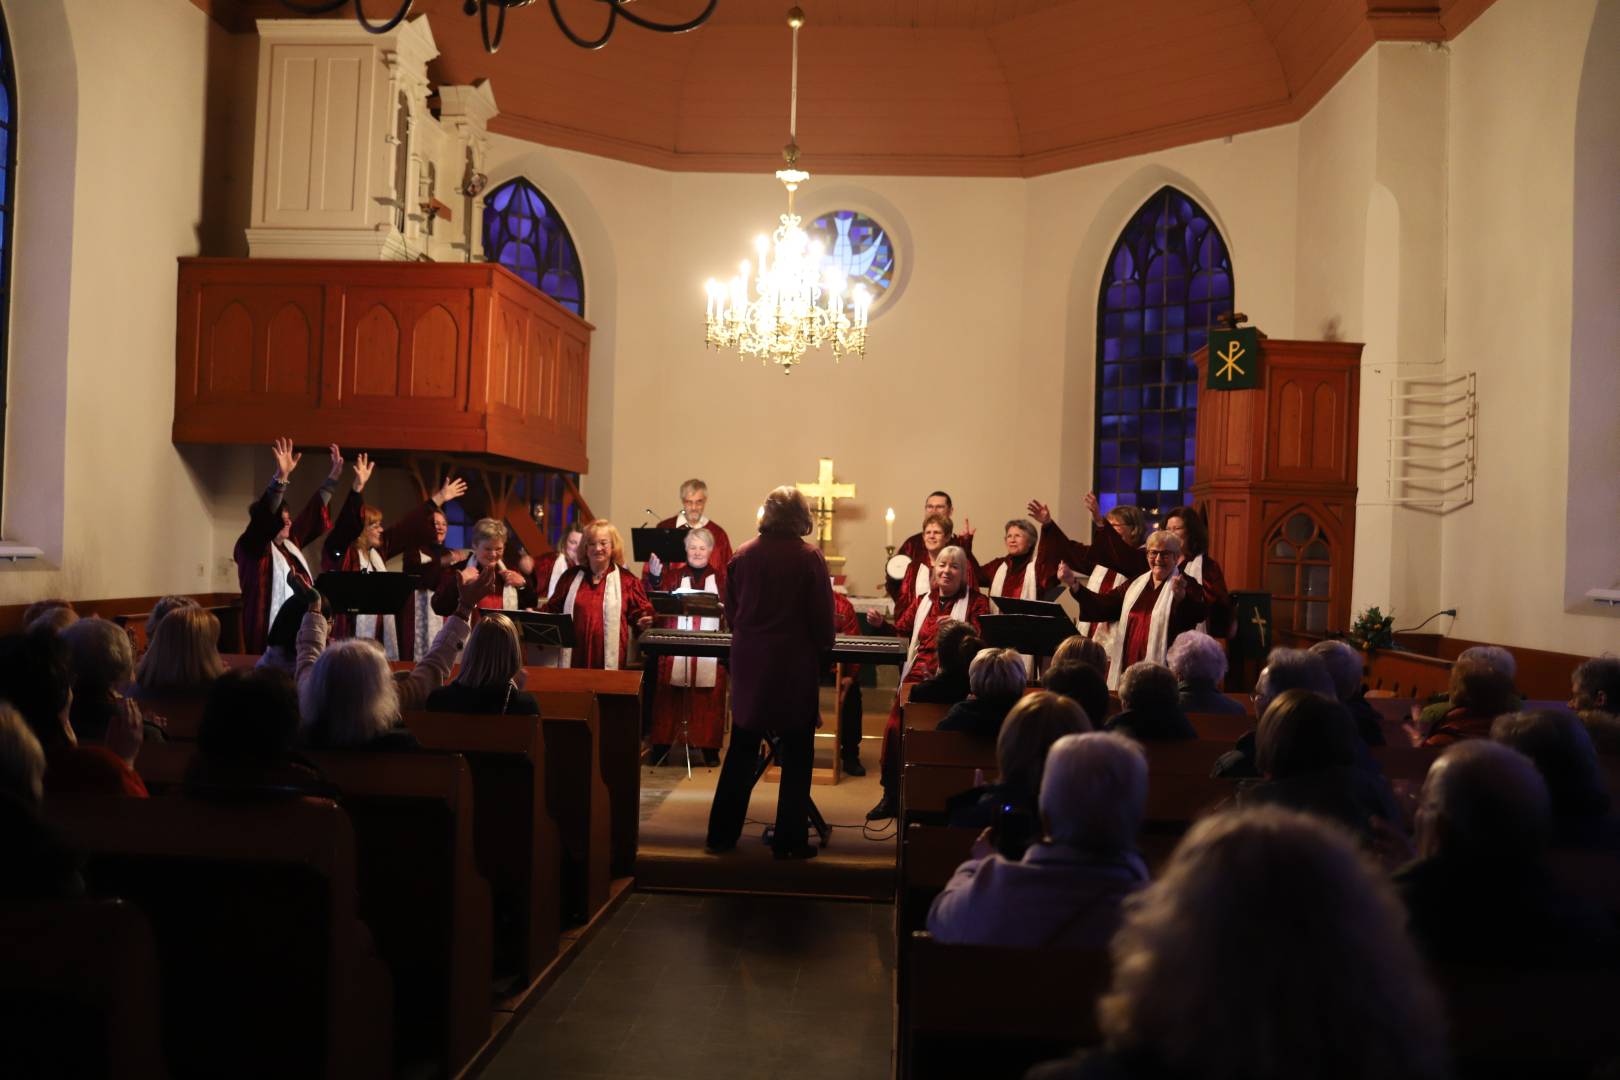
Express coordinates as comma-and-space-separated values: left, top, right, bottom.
135, 606, 227, 697
542, 519, 654, 670
1028, 807, 1448, 1080
425, 613, 539, 716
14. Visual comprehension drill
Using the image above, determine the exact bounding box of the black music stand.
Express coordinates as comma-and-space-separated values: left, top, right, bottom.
495, 610, 575, 649
632, 528, 691, 568
314, 572, 417, 616
645, 591, 724, 777
982, 596, 1076, 677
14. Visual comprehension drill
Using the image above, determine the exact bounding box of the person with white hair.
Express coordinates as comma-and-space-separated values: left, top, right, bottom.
1393, 740, 1617, 966
974, 518, 1049, 601
1167, 629, 1245, 716
644, 477, 733, 586
938, 647, 1028, 736
1060, 529, 1208, 690
1309, 638, 1384, 745
927, 732, 1149, 949
646, 526, 727, 766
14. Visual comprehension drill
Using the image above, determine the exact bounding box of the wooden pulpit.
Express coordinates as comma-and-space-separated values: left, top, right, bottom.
1191, 337, 1363, 636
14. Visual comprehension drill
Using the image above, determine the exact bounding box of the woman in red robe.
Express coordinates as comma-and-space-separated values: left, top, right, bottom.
1080, 498, 1233, 639
531, 523, 584, 607
542, 520, 654, 670
647, 527, 727, 767
975, 518, 1047, 601
643, 479, 733, 587
1066, 530, 1209, 690
1027, 496, 1143, 648
895, 513, 951, 613
865, 546, 992, 820
233, 438, 341, 656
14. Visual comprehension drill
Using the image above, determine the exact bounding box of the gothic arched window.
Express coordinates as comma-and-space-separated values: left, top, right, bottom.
1095, 187, 1233, 519
483, 177, 585, 317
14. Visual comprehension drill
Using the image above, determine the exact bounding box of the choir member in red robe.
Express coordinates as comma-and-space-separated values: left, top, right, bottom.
1028, 497, 1145, 649
896, 513, 951, 613
1083, 500, 1233, 639
887, 490, 977, 602
1067, 530, 1209, 691
233, 438, 342, 656
643, 478, 733, 587
975, 518, 1047, 601
431, 519, 534, 623
705, 487, 834, 859
866, 546, 992, 819
542, 520, 654, 670
321, 457, 463, 660
400, 499, 469, 661
833, 589, 867, 775
647, 527, 727, 767
531, 523, 584, 608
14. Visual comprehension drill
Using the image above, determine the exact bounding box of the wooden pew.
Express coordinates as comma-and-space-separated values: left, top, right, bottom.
903, 728, 997, 768
902, 931, 1109, 1080
901, 701, 951, 732
403, 710, 563, 982
0, 899, 168, 1080
1187, 711, 1253, 742
897, 822, 978, 940
533, 696, 614, 922
301, 751, 493, 1078
47, 795, 393, 1080
525, 667, 643, 877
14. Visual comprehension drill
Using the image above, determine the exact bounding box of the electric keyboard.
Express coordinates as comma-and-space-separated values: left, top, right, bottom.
637, 629, 906, 665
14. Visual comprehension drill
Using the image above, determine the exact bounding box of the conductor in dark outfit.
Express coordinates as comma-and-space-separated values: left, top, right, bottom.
705, 486, 836, 859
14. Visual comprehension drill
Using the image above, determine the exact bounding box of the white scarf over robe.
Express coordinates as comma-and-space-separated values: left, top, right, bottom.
413, 549, 446, 662
667, 571, 720, 689
268, 539, 314, 635
989, 556, 1038, 601
352, 545, 400, 660
901, 590, 971, 684
1076, 565, 1126, 649
1103, 570, 1180, 691
560, 567, 624, 671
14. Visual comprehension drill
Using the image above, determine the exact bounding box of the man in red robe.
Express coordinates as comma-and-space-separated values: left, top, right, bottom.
887, 491, 977, 602
233, 438, 341, 656
647, 528, 727, 767
643, 478, 732, 587
542, 520, 654, 669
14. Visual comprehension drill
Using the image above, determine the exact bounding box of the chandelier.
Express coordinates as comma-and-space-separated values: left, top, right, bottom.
273, 0, 719, 53
703, 8, 871, 374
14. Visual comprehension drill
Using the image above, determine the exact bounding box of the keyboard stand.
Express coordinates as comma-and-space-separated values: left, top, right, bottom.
754, 732, 831, 849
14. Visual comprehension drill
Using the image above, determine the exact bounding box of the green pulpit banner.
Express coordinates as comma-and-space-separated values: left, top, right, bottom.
1207, 327, 1262, 390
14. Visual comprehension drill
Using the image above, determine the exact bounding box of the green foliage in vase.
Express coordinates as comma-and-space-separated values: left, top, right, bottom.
1349, 606, 1395, 651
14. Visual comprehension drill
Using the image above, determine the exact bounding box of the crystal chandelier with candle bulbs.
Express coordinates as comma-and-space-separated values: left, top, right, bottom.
704, 8, 870, 375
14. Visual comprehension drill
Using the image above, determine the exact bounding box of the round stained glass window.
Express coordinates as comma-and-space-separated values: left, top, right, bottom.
806, 210, 896, 308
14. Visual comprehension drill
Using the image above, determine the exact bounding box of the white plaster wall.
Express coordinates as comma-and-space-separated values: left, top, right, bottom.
1441, 0, 1620, 655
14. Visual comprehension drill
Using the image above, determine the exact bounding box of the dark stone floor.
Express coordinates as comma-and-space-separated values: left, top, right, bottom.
480, 892, 895, 1080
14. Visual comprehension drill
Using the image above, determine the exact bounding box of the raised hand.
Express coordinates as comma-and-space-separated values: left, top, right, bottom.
1056, 560, 1080, 589
502, 568, 527, 589
351, 452, 375, 493
1084, 491, 1103, 522
458, 564, 501, 611
272, 437, 302, 483
327, 444, 345, 482
647, 553, 663, 579
434, 475, 469, 507
1026, 499, 1052, 525
959, 518, 975, 540
106, 696, 144, 767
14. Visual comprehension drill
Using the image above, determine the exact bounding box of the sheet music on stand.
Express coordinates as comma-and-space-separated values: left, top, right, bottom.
313, 572, 417, 615
632, 528, 692, 566
981, 595, 1076, 662
648, 590, 724, 618
495, 610, 575, 649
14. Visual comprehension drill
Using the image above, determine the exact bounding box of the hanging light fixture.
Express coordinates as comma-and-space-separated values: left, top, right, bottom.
272, 0, 719, 53
703, 7, 870, 375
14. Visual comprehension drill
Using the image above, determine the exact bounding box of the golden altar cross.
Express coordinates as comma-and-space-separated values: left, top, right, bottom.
795, 457, 856, 549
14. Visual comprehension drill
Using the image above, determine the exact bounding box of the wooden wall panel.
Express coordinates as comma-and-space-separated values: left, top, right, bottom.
350, 302, 401, 397
411, 305, 460, 400
208, 302, 254, 395
265, 302, 315, 397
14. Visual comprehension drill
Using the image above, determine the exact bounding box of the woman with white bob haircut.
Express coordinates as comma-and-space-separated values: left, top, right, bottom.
937, 647, 1028, 737
1167, 629, 1245, 716
927, 731, 1150, 949
1028, 806, 1447, 1080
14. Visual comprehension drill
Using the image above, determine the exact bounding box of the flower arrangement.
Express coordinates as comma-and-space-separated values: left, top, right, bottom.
1348, 606, 1395, 652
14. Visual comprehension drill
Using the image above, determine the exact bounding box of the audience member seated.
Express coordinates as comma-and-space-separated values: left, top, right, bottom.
61, 618, 164, 749
1028, 807, 1448, 1080
1492, 709, 1619, 852
1042, 660, 1111, 731
1237, 690, 1401, 844
22, 599, 77, 635
0, 703, 83, 900
134, 605, 227, 700
1419, 655, 1519, 747
1212, 648, 1337, 779
185, 668, 334, 799
945, 691, 1091, 860
257, 586, 312, 675
907, 620, 983, 706
938, 648, 1027, 736
1167, 630, 1244, 717
425, 612, 541, 716
1570, 654, 1620, 753
0, 630, 146, 797
1106, 662, 1195, 742
1393, 740, 1617, 967
1309, 638, 1384, 745
1051, 635, 1110, 679
143, 594, 200, 651
1415, 644, 1520, 734
927, 732, 1149, 948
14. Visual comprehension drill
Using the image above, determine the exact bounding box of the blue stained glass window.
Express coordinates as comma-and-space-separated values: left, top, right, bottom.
0, 10, 14, 507
806, 209, 896, 306
483, 177, 585, 317
1093, 187, 1234, 519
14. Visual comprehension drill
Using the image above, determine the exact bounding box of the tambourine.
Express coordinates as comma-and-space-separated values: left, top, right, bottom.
885, 553, 913, 581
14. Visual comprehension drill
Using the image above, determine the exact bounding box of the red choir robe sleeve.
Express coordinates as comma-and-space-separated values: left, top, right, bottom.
322, 490, 365, 572
1091, 519, 1149, 577
381, 500, 438, 563
1198, 556, 1234, 638
965, 593, 992, 634
1034, 518, 1099, 587
236, 480, 289, 560
1070, 580, 1130, 625
431, 561, 465, 617
833, 592, 862, 679
1171, 578, 1210, 639
622, 569, 654, 631
287, 484, 335, 550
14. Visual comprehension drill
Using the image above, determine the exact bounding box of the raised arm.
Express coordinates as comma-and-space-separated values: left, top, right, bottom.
237, 437, 303, 555
288, 444, 344, 549
387, 475, 468, 561
322, 489, 366, 571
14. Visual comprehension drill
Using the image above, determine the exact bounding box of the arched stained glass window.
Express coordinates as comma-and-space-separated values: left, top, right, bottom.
483, 177, 584, 317
0, 10, 15, 491
1095, 187, 1233, 519
807, 209, 896, 306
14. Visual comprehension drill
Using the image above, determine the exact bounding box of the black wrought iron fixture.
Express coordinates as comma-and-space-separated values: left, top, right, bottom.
274, 0, 719, 53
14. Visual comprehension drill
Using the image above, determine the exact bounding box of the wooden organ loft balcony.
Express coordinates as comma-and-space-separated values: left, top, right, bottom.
173, 258, 592, 474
